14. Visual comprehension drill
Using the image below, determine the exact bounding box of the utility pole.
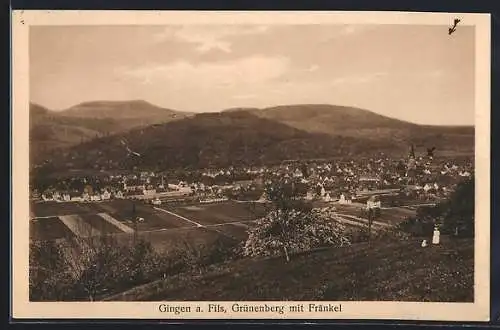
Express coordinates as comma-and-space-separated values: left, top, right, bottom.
132, 201, 137, 245
368, 208, 373, 246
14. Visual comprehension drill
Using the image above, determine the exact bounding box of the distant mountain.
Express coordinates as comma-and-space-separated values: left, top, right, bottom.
226, 104, 474, 149
32, 102, 474, 174
29, 101, 191, 164
221, 107, 261, 113
246, 104, 415, 131
61, 100, 190, 123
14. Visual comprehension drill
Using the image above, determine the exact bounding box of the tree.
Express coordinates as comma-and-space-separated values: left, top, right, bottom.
398, 176, 474, 238
441, 176, 474, 237
242, 179, 350, 262
62, 234, 126, 301
29, 240, 72, 301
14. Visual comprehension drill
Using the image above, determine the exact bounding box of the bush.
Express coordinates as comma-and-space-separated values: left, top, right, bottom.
396, 176, 474, 238
30, 236, 188, 301
396, 217, 436, 237
349, 226, 410, 244
242, 207, 350, 262
29, 240, 74, 301
170, 236, 242, 275
441, 177, 474, 237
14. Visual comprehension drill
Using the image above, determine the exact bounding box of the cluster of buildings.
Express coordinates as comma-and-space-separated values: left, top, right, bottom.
31, 155, 473, 208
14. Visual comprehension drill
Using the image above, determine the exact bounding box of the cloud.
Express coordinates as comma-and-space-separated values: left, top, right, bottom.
330, 72, 388, 85
153, 25, 270, 53
306, 64, 319, 72
232, 94, 258, 100
119, 55, 290, 88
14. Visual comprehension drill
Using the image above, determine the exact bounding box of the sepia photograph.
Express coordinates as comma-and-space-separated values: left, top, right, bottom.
12, 11, 490, 320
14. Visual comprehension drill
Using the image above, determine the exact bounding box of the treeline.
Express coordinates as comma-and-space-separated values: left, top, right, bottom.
29, 235, 239, 302
397, 176, 475, 238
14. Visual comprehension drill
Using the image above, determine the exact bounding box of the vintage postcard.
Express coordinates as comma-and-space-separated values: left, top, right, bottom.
11, 10, 491, 321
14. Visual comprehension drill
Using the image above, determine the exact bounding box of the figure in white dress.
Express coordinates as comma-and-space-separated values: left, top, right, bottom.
432, 225, 441, 245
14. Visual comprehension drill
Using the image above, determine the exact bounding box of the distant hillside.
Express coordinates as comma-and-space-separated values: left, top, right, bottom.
40, 111, 394, 173
105, 237, 473, 302
61, 100, 190, 123
29, 101, 191, 164
221, 107, 261, 113
230, 104, 474, 148
32, 102, 474, 172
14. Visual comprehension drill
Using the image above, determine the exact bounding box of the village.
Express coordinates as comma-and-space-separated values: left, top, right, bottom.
31, 152, 473, 211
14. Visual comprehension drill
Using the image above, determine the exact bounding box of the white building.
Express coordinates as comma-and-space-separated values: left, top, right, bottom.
339, 193, 352, 204
366, 196, 381, 209
101, 191, 111, 200
71, 196, 83, 202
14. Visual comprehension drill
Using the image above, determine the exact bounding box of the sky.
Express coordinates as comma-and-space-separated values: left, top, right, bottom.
30, 24, 475, 125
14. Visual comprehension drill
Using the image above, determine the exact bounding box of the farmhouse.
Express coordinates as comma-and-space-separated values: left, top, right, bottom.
366, 195, 381, 210
124, 179, 145, 192
143, 185, 157, 196
101, 190, 111, 200
114, 190, 124, 199
62, 192, 71, 202
67, 191, 83, 202
338, 193, 352, 204
90, 194, 102, 202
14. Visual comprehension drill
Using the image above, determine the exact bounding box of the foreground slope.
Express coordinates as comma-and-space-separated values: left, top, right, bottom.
105, 237, 473, 302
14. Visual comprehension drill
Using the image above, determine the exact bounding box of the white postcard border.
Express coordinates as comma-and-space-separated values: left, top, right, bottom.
11, 10, 491, 321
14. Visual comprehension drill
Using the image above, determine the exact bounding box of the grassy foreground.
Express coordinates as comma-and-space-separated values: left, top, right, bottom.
105, 236, 473, 302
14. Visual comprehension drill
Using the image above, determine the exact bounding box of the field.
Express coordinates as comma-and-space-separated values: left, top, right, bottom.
30, 198, 416, 254
334, 203, 416, 226
30, 200, 269, 251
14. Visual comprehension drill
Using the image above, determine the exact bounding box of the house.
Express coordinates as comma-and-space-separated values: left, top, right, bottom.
70, 193, 84, 202
257, 192, 268, 202
114, 190, 124, 199
366, 195, 381, 210
41, 193, 54, 201
338, 193, 353, 204
359, 176, 379, 183
101, 190, 111, 200
143, 186, 157, 196
124, 179, 145, 192
293, 168, 304, 178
